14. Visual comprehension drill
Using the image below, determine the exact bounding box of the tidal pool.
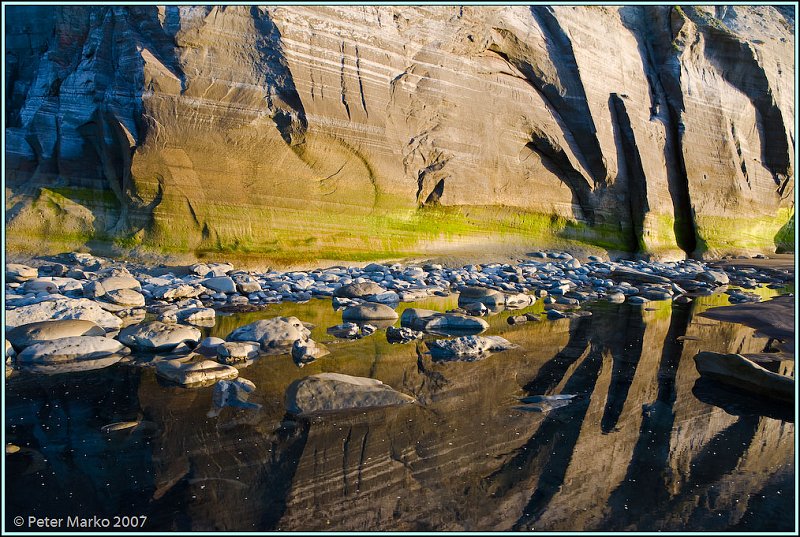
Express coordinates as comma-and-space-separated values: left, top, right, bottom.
5, 291, 795, 531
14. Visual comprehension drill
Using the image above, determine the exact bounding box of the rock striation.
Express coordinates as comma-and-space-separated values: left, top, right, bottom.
5, 6, 794, 259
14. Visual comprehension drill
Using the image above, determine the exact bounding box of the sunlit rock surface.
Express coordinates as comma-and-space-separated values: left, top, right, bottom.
5, 6, 794, 259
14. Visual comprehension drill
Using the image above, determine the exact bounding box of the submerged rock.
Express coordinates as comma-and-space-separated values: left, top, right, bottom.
427, 335, 518, 360
285, 373, 415, 414
291, 338, 330, 367
386, 326, 424, 344
326, 322, 361, 339
211, 378, 260, 414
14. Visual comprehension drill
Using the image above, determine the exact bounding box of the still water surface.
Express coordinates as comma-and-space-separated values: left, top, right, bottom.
5, 290, 795, 531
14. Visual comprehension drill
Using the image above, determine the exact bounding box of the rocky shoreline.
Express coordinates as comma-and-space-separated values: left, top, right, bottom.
4, 251, 795, 411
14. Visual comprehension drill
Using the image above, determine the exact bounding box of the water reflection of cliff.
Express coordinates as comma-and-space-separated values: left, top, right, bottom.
6, 298, 794, 531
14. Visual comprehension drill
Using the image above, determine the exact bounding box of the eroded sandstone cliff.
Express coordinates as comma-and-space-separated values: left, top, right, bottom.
4, 5, 795, 262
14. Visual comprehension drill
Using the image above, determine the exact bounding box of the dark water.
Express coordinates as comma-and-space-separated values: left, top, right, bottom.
5, 291, 795, 531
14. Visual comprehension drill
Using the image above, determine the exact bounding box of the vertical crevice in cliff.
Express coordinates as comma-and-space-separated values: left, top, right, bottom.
730, 121, 751, 189
528, 7, 608, 186
609, 93, 648, 253
354, 45, 368, 117
339, 41, 352, 120
251, 6, 308, 146
622, 6, 697, 255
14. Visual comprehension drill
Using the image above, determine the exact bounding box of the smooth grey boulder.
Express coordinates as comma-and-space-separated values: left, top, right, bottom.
427, 335, 518, 360
203, 276, 237, 294
291, 338, 330, 367
505, 293, 535, 309
103, 288, 146, 307
341, 303, 398, 321
333, 281, 386, 299
217, 341, 261, 364
227, 317, 311, 349
285, 373, 415, 414
99, 275, 141, 292
5, 298, 123, 331
118, 321, 201, 352
156, 357, 238, 387
7, 319, 105, 349
457, 286, 505, 308
694, 351, 793, 402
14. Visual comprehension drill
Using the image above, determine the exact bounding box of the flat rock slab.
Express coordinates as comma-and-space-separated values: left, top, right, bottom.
6, 263, 38, 282
17, 336, 128, 364
285, 373, 414, 415
341, 303, 398, 321
700, 295, 794, 347
694, 351, 793, 402
611, 267, 671, 285
7, 319, 105, 349
227, 317, 311, 349
400, 308, 488, 334
119, 321, 201, 352
5, 298, 123, 331
156, 358, 238, 387
427, 335, 518, 360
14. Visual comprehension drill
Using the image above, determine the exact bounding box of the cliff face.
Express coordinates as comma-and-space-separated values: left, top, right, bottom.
4, 6, 795, 261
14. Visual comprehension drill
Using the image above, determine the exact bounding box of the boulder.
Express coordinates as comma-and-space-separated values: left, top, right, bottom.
198, 336, 225, 355
217, 341, 261, 364
341, 303, 398, 321
203, 276, 237, 294
427, 335, 517, 360
118, 321, 201, 352
333, 281, 386, 299
5, 298, 123, 331
7, 319, 105, 349
227, 317, 311, 349
103, 288, 146, 307
156, 358, 238, 387
694, 351, 793, 402
505, 293, 535, 309
695, 270, 730, 285
285, 373, 415, 414
457, 286, 505, 308
99, 275, 141, 292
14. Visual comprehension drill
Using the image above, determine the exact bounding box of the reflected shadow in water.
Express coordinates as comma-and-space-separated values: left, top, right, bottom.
5, 293, 795, 531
